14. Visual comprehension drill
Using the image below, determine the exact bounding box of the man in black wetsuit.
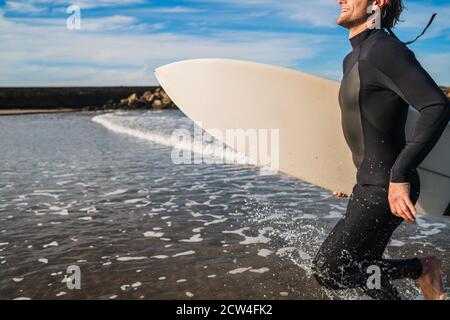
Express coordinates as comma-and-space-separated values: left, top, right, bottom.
312, 0, 449, 300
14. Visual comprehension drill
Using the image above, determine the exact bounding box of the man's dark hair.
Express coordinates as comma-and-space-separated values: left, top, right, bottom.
382, 0, 405, 29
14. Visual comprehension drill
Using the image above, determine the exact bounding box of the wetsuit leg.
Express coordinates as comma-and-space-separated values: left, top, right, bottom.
312, 171, 422, 299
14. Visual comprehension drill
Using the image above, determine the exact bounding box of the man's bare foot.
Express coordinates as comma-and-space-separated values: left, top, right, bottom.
417, 256, 445, 300
333, 191, 348, 198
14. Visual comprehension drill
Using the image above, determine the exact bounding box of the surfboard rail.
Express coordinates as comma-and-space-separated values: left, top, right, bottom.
155, 58, 450, 220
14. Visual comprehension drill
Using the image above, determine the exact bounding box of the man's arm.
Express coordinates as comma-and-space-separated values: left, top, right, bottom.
370, 41, 449, 183
368, 38, 449, 221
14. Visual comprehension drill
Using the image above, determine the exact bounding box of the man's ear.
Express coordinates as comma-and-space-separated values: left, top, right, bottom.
373, 0, 389, 9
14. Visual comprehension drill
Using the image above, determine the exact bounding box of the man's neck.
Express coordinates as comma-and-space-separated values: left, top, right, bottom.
349, 24, 369, 39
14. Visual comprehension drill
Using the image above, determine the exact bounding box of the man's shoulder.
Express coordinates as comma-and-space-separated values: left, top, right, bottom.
362, 29, 416, 68
343, 51, 353, 64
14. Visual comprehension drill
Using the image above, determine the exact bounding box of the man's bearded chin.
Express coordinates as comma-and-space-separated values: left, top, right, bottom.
337, 15, 369, 29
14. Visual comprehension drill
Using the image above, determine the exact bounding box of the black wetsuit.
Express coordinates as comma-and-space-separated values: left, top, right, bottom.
312, 28, 450, 299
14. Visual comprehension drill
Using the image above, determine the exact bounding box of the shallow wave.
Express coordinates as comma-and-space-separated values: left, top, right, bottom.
92, 112, 255, 166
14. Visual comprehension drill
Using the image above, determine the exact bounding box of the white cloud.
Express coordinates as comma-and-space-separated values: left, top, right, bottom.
5, 1, 46, 13
271, 0, 340, 28
4, 0, 145, 12
189, 0, 340, 28
68, 0, 145, 9
7, 14, 164, 32
1, 1, 447, 86
140, 6, 205, 14
190, 0, 450, 33
0, 9, 336, 86
394, 2, 450, 39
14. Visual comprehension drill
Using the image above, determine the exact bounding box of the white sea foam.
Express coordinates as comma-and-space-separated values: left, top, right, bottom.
102, 189, 128, 197
298, 250, 311, 260
80, 206, 97, 213
144, 231, 164, 238
223, 227, 273, 245
204, 218, 228, 226
151, 255, 169, 259
43, 241, 58, 248
124, 198, 146, 204
389, 240, 406, 247
92, 113, 256, 167
416, 216, 446, 237
249, 267, 270, 273
172, 250, 195, 257
78, 216, 93, 221
276, 247, 296, 256
323, 210, 343, 219
257, 248, 273, 257
117, 256, 147, 261
180, 234, 203, 243
258, 213, 287, 223
228, 267, 252, 274
293, 214, 317, 220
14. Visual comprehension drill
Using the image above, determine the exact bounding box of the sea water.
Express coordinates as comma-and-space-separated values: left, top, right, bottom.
0, 110, 448, 300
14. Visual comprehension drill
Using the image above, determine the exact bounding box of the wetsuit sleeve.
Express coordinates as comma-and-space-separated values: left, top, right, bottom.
368, 42, 450, 183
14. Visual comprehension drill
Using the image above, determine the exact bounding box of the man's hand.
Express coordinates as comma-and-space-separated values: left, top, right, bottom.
333, 191, 348, 198
388, 182, 417, 222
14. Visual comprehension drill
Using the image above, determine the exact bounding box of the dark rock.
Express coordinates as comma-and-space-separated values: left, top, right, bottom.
141, 91, 154, 102
152, 99, 163, 109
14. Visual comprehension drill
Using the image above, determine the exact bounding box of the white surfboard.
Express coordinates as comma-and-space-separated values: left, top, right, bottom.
154, 58, 450, 220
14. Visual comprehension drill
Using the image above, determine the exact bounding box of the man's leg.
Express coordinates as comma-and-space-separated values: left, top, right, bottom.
312, 182, 422, 299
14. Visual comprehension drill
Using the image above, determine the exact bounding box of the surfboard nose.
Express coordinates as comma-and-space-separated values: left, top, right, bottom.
154, 62, 175, 83
154, 66, 166, 83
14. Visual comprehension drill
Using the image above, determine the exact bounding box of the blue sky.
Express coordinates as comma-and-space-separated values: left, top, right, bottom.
0, 0, 448, 86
